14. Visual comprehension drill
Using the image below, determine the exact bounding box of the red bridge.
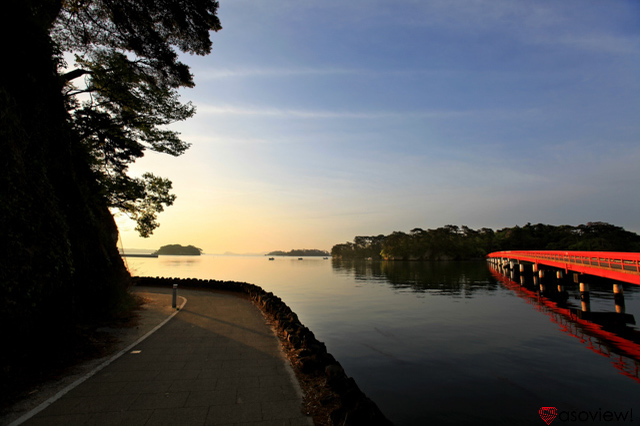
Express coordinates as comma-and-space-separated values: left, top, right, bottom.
486, 250, 640, 285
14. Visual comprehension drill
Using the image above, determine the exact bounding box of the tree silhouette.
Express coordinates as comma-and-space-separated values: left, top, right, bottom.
332, 223, 640, 260
53, 0, 222, 236
0, 0, 221, 396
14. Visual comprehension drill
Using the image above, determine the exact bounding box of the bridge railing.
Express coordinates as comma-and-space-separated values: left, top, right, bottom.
487, 250, 640, 274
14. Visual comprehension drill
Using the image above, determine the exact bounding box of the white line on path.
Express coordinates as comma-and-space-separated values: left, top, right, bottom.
9, 296, 188, 426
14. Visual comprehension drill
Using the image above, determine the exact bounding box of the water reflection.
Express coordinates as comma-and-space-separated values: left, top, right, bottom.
125, 255, 640, 424
489, 264, 640, 384
332, 258, 640, 384
332, 259, 499, 295
158, 257, 202, 267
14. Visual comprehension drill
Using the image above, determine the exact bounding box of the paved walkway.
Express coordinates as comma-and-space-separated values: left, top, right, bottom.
17, 287, 313, 426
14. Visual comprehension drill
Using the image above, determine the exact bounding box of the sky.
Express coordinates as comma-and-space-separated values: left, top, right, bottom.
115, 0, 640, 254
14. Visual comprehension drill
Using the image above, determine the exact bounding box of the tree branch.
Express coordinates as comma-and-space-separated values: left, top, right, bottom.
61, 68, 91, 82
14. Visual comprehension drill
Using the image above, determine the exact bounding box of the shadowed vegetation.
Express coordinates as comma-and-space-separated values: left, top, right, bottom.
1, 0, 220, 405
331, 222, 640, 261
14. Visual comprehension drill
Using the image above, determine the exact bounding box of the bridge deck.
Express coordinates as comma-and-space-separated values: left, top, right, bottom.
487, 250, 640, 285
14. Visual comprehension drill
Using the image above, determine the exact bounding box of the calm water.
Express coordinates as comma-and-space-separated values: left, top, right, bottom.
125, 255, 640, 425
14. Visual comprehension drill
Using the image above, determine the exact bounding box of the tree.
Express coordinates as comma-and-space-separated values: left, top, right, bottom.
0, 0, 222, 396
52, 0, 222, 236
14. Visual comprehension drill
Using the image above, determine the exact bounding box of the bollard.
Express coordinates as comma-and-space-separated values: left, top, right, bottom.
172, 283, 178, 309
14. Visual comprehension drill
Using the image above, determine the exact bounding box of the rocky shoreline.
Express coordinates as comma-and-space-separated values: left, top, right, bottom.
133, 276, 393, 426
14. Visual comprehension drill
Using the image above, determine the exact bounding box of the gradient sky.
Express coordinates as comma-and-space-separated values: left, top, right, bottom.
115, 0, 640, 254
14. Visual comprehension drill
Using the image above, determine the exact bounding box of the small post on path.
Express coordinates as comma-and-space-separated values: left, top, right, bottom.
172, 283, 178, 309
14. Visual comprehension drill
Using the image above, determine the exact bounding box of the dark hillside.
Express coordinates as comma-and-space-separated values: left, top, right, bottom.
0, 0, 130, 404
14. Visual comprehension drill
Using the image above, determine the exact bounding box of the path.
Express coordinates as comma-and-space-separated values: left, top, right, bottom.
17, 287, 313, 426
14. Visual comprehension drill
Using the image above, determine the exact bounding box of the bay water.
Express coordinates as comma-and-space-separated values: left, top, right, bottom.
124, 255, 640, 425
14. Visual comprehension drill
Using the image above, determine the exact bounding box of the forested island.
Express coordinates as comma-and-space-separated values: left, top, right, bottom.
154, 244, 203, 255
331, 222, 640, 261
267, 249, 330, 257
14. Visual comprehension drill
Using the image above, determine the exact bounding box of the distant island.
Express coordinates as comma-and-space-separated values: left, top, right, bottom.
154, 244, 203, 256
267, 249, 330, 257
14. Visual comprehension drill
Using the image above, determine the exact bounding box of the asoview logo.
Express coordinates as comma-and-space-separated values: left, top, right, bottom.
540, 407, 558, 425
539, 407, 634, 424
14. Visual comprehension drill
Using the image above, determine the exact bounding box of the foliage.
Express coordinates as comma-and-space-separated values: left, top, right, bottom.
53, 0, 222, 236
117, 173, 177, 237
0, 0, 220, 401
154, 244, 203, 255
331, 222, 640, 261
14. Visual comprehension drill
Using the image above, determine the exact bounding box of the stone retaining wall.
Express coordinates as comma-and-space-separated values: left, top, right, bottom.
133, 276, 393, 426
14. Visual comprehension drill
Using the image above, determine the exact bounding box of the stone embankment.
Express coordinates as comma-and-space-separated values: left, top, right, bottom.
133, 276, 392, 426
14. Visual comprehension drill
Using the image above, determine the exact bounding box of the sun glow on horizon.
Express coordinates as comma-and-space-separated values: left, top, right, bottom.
114, 0, 639, 252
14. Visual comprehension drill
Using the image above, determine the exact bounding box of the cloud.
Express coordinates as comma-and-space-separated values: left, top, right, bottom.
549, 34, 640, 55
196, 103, 541, 121
195, 67, 361, 80
391, 1, 640, 56
196, 104, 411, 119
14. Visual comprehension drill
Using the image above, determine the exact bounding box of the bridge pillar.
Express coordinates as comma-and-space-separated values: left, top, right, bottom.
558, 284, 565, 293
538, 269, 545, 279
519, 264, 525, 273
614, 284, 625, 314
556, 270, 563, 279
520, 276, 525, 286
580, 283, 590, 312
533, 264, 538, 273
